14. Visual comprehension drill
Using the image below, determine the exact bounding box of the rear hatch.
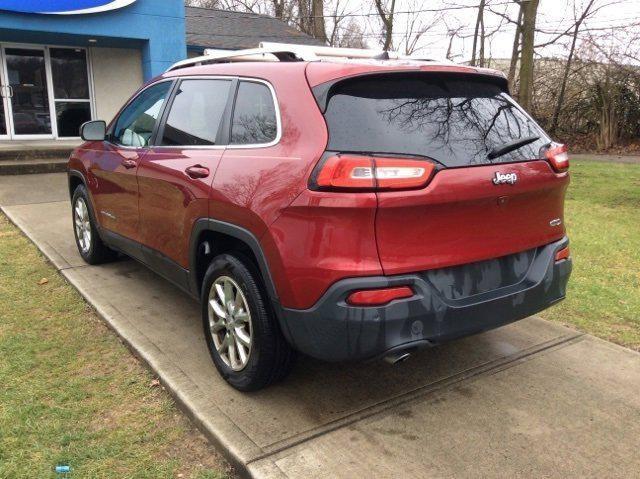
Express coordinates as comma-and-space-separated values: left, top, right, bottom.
317, 72, 569, 275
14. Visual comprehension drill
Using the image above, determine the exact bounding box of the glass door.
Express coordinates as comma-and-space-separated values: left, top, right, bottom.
2, 46, 53, 138
50, 48, 92, 138
0, 48, 10, 139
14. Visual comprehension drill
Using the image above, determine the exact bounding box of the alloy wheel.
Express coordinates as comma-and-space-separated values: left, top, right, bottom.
207, 276, 253, 371
74, 197, 92, 254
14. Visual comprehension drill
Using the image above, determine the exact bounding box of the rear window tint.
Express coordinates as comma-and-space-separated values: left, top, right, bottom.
323, 75, 549, 167
230, 81, 278, 145
161, 79, 231, 146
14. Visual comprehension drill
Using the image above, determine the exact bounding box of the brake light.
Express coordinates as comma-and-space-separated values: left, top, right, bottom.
545, 144, 569, 173
347, 286, 414, 306
555, 246, 570, 262
315, 155, 436, 191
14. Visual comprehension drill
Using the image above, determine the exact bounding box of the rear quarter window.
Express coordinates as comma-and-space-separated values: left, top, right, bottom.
322, 74, 550, 167
230, 81, 278, 145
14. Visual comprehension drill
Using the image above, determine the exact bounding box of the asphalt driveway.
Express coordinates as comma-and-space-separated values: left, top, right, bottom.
2, 172, 639, 478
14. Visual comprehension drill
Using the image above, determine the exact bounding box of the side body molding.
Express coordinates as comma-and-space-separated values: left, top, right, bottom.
189, 218, 280, 303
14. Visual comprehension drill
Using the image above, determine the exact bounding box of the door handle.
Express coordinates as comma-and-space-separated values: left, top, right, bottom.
6, 85, 13, 98
185, 165, 210, 179
121, 159, 137, 169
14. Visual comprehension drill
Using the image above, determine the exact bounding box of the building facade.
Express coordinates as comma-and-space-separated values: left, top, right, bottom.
0, 0, 186, 142
0, 0, 322, 144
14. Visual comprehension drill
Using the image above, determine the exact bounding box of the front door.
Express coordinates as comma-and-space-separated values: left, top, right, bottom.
88, 80, 173, 244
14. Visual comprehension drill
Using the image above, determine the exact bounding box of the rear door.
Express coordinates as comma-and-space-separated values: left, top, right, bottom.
138, 77, 234, 270
321, 73, 569, 275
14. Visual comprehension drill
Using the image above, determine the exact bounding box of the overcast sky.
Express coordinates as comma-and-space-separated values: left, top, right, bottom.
335, 0, 640, 61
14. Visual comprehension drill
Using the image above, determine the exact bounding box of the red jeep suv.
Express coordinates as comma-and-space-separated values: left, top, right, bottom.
68, 45, 572, 391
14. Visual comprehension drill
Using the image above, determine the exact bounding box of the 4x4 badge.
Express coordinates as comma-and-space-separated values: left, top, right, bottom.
493, 172, 518, 185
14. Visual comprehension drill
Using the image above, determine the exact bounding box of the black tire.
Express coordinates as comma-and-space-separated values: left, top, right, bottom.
71, 185, 118, 265
201, 253, 295, 391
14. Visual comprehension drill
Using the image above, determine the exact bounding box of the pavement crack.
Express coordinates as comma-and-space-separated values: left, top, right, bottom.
248, 332, 585, 464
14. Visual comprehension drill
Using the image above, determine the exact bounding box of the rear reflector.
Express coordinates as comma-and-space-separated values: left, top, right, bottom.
545, 144, 569, 172
315, 155, 435, 191
346, 286, 414, 306
555, 246, 570, 261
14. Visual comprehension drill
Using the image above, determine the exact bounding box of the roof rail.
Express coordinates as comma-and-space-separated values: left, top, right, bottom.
166, 46, 302, 72
166, 42, 450, 72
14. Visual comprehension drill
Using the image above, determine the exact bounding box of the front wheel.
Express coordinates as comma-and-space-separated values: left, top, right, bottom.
71, 185, 118, 265
201, 253, 295, 391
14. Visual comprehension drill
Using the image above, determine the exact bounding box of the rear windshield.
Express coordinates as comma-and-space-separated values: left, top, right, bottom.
322, 74, 550, 167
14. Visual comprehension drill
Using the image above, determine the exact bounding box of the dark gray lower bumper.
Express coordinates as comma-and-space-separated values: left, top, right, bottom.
277, 238, 572, 362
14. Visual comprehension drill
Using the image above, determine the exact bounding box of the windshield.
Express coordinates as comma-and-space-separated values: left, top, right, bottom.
322, 74, 550, 167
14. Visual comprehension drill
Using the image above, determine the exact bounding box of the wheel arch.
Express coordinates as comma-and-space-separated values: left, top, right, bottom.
68, 169, 87, 199
189, 219, 279, 304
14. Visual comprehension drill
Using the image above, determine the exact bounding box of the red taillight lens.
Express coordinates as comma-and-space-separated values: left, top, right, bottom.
315, 155, 436, 191
545, 144, 569, 173
555, 246, 570, 262
316, 155, 375, 189
347, 286, 414, 306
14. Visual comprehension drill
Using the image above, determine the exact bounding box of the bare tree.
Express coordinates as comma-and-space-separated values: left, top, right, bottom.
185, 0, 221, 7
373, 0, 396, 51
518, 0, 540, 111
326, 0, 363, 47
507, 2, 523, 91
445, 23, 464, 60
311, 0, 328, 42
471, 0, 486, 67
397, 1, 443, 56
550, 0, 596, 132
335, 19, 368, 48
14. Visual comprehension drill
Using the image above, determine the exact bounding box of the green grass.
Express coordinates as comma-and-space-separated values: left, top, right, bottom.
0, 214, 232, 479
539, 160, 640, 350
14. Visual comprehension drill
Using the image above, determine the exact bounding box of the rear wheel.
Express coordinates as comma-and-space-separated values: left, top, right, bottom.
202, 253, 295, 391
71, 185, 118, 264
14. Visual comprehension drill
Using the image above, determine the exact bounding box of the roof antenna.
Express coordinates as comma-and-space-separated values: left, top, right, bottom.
373, 51, 390, 60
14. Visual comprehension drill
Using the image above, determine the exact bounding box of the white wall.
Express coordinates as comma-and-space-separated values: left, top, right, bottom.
90, 47, 143, 124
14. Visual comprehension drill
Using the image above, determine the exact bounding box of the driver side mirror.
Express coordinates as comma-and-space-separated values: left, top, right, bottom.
80, 120, 107, 141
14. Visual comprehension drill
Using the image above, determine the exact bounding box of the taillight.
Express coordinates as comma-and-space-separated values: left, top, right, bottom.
347, 286, 414, 306
545, 144, 569, 173
314, 155, 436, 191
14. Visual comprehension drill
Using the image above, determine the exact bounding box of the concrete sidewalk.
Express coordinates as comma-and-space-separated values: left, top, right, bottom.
2, 173, 639, 478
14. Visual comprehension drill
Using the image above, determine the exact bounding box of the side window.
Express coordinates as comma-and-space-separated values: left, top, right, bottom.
161, 79, 231, 146
230, 81, 278, 145
112, 81, 172, 147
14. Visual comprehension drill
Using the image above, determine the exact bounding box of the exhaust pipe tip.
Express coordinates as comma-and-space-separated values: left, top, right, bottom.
384, 351, 411, 365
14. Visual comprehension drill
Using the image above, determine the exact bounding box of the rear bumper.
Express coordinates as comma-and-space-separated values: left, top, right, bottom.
277, 237, 572, 362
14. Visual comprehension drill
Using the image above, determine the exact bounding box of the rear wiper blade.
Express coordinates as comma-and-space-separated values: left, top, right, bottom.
487, 135, 540, 160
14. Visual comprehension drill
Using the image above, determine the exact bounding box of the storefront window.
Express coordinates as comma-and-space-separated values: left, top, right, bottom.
50, 48, 90, 100
56, 102, 91, 137
50, 48, 91, 137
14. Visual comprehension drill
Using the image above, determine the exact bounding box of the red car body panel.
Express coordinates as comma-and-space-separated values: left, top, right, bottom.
264, 189, 382, 309
375, 160, 569, 275
138, 147, 224, 268
76, 141, 143, 242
